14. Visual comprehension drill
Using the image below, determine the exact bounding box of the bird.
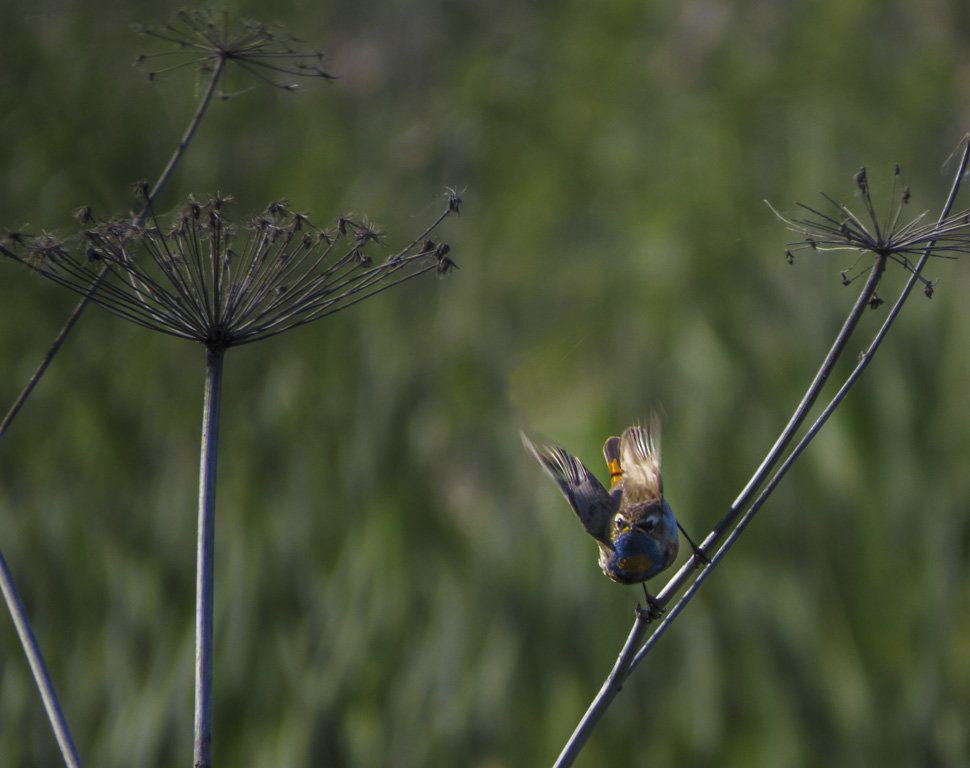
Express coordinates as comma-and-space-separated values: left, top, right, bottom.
522, 418, 705, 617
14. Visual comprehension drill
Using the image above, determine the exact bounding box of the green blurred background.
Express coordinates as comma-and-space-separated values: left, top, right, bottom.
2, 0, 970, 766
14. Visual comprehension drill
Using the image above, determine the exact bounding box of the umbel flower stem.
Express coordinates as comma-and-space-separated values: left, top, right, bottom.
554, 255, 890, 768
0, 281, 102, 444
552, 136, 970, 768
194, 345, 224, 768
0, 550, 83, 768
0, 45, 230, 768
144, 57, 226, 226
0, 12, 337, 765
3, 190, 458, 767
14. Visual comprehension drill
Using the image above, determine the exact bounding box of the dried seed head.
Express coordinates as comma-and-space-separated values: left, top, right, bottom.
446, 187, 463, 215
2, 192, 461, 348
769, 165, 970, 293
135, 9, 335, 91
436, 255, 458, 276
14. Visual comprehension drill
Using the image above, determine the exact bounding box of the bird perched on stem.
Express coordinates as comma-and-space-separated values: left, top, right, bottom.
522, 418, 705, 617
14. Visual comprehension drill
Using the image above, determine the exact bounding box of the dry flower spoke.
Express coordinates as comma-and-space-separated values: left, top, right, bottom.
2, 193, 459, 349
768, 165, 970, 294
134, 9, 334, 90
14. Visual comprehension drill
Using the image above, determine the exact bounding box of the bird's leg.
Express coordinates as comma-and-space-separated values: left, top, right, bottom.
636, 584, 665, 620
677, 521, 710, 565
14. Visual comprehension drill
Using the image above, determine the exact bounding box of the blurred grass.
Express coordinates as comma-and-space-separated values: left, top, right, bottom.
2, 0, 970, 766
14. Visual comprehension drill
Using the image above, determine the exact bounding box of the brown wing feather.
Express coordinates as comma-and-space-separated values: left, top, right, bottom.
617, 420, 663, 506
521, 432, 617, 545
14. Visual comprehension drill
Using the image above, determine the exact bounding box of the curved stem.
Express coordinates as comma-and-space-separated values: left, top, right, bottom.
636, 135, 970, 668
551, 255, 887, 768
552, 610, 651, 768
0, 550, 83, 768
553, 134, 970, 768
136, 58, 227, 225
0, 271, 106, 443
629, 255, 888, 673
0, 59, 229, 768
194, 345, 224, 768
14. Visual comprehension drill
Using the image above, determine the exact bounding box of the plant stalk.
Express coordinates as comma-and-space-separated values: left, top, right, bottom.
0, 270, 106, 443
638, 136, 970, 665
137, 58, 226, 226
0, 550, 84, 768
0, 59, 228, 768
551, 254, 887, 768
551, 610, 651, 768
553, 134, 970, 768
194, 344, 224, 768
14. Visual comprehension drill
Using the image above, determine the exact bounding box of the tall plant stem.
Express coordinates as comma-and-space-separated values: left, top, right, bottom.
658, 251, 887, 603
0, 277, 103, 444
553, 136, 970, 768
551, 257, 887, 768
0, 551, 83, 768
194, 344, 224, 768
0, 60, 227, 768
630, 137, 970, 673
138, 58, 226, 226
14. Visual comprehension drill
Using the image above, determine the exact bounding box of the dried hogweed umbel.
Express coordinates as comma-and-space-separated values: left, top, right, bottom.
4, 191, 460, 347
771, 166, 970, 295
135, 8, 335, 89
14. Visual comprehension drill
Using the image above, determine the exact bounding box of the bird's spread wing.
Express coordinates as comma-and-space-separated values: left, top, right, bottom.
521, 432, 617, 545
618, 420, 664, 506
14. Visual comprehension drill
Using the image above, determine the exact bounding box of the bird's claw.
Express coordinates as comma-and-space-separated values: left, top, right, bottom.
636, 589, 665, 621
690, 544, 711, 566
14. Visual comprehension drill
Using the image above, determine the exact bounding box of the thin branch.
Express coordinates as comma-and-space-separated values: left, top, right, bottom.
552, 134, 970, 768
0, 550, 84, 768
194, 345, 224, 768
137, 57, 227, 226
633, 136, 970, 671
552, 609, 652, 768
552, 252, 887, 768
0, 270, 104, 443
0, 52, 228, 768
